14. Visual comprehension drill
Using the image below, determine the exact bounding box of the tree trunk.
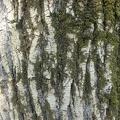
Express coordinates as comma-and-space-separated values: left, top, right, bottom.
0, 0, 120, 120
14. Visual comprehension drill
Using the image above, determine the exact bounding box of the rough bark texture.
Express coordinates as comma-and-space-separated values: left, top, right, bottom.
0, 0, 120, 120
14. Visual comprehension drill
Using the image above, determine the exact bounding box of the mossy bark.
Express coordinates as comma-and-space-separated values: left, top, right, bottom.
0, 0, 120, 120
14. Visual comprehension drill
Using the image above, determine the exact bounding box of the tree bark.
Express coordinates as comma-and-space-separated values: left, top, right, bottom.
0, 0, 120, 120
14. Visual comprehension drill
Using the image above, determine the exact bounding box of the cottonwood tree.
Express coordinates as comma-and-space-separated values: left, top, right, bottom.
0, 0, 120, 120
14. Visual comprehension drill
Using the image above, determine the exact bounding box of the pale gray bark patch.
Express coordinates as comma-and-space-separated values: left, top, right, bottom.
0, 112, 3, 120
0, 1, 11, 120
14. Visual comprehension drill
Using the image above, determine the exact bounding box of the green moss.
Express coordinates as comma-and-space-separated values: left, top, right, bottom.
82, 54, 92, 100
70, 80, 76, 105
104, 86, 118, 119
109, 42, 120, 119
16, 16, 24, 29
116, 1, 120, 18
83, 70, 92, 99
41, 100, 55, 120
